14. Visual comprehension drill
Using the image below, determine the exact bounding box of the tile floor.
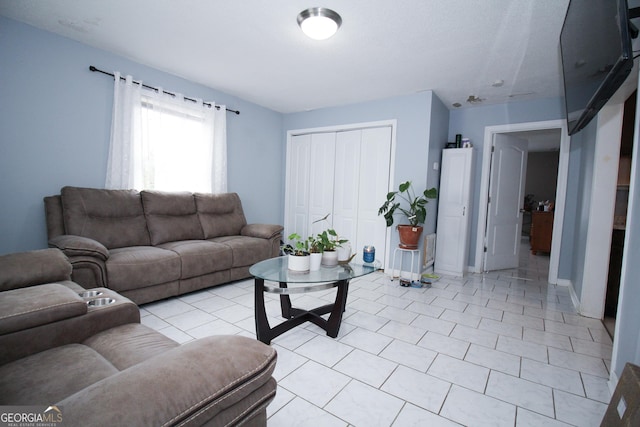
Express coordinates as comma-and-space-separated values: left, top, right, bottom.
140, 244, 613, 427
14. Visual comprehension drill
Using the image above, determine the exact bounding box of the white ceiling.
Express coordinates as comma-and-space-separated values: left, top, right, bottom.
0, 0, 571, 114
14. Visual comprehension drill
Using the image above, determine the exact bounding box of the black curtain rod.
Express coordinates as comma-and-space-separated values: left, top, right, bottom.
89, 65, 240, 115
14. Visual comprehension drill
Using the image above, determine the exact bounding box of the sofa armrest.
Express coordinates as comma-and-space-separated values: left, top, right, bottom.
241, 223, 284, 240
0, 283, 87, 335
0, 248, 72, 292
60, 335, 277, 426
0, 288, 139, 365
48, 235, 109, 261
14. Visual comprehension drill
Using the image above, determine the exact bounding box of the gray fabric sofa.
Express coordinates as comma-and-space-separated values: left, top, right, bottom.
0, 248, 277, 426
44, 186, 283, 304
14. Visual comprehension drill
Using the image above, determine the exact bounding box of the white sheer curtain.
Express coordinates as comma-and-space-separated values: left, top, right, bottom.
105, 72, 142, 189
105, 72, 227, 193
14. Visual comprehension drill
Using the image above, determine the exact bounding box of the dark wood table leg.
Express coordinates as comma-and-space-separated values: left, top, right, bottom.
254, 277, 271, 344
279, 281, 293, 318
326, 279, 349, 338
254, 276, 352, 343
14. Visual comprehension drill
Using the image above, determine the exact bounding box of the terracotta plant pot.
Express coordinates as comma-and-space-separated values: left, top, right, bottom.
397, 225, 423, 249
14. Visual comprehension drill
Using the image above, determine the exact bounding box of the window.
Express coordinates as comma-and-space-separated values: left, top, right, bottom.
106, 72, 227, 193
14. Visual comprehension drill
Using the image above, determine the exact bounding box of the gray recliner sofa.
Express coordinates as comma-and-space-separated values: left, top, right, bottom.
44, 186, 283, 304
0, 248, 277, 426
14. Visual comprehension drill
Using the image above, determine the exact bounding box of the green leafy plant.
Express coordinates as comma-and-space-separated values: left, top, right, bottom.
316, 229, 348, 252
307, 235, 323, 253
378, 181, 438, 227
281, 233, 309, 256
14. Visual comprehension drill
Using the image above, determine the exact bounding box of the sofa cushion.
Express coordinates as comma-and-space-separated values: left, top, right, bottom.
106, 247, 181, 291
195, 193, 247, 238
159, 240, 233, 279
141, 191, 204, 245
57, 336, 276, 426
210, 236, 272, 267
0, 344, 118, 405
0, 283, 87, 335
83, 323, 179, 370
0, 248, 72, 291
61, 186, 150, 249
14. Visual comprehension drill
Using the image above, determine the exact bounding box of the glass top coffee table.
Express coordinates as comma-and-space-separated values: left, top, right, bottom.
250, 256, 380, 344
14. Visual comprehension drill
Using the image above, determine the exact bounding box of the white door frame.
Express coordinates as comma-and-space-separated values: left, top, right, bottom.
580, 104, 624, 318
474, 119, 570, 284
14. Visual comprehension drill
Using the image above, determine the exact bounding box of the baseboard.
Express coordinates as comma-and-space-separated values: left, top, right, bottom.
557, 278, 582, 313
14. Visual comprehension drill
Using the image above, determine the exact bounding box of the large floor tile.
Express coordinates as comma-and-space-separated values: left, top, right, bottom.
486, 371, 555, 417
553, 390, 608, 427
333, 349, 397, 387
392, 403, 461, 427
381, 365, 451, 413
440, 385, 516, 427
278, 360, 350, 407
269, 396, 347, 427
428, 354, 490, 393
325, 380, 404, 427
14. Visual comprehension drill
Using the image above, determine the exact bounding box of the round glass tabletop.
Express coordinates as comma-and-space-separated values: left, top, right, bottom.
250, 256, 380, 284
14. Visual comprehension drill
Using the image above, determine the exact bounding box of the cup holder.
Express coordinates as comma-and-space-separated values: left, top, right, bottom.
79, 290, 103, 298
87, 298, 115, 307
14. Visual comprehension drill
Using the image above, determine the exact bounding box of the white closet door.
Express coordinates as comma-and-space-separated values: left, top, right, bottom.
285, 124, 393, 263
285, 134, 312, 240
333, 130, 361, 244
308, 133, 337, 235
356, 127, 392, 263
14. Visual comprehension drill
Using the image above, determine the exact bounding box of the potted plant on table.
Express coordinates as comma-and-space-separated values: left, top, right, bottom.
317, 228, 348, 267
378, 181, 437, 249
307, 235, 323, 271
281, 233, 310, 272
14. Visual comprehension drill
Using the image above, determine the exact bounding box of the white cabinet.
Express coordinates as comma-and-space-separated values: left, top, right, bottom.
434, 148, 474, 276
285, 126, 392, 263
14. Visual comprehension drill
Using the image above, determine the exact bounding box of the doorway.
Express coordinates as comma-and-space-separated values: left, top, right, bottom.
474, 119, 570, 285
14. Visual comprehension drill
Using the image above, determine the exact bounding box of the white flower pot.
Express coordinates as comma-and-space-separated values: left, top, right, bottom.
288, 254, 310, 272
309, 252, 323, 271
321, 250, 338, 267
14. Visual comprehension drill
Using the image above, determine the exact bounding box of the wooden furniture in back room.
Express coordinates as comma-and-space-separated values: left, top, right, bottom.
530, 211, 554, 254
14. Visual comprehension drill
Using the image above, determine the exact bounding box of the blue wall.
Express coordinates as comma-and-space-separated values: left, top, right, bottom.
0, 17, 283, 255
448, 98, 567, 269
565, 119, 598, 296
428, 94, 451, 232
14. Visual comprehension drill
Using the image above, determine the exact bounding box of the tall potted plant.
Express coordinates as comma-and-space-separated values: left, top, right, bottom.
378, 181, 437, 249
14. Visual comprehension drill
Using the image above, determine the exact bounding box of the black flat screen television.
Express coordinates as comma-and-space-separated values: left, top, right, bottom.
560, 0, 634, 136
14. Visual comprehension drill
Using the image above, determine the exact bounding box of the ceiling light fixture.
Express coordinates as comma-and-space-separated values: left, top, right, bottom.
297, 7, 342, 40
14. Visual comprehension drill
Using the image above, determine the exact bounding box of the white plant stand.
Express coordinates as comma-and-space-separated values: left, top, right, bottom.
390, 247, 421, 282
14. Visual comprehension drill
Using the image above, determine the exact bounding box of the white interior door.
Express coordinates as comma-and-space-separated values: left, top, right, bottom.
285, 134, 312, 240
333, 130, 361, 243
434, 147, 474, 276
355, 127, 392, 262
484, 134, 529, 271
309, 133, 336, 235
